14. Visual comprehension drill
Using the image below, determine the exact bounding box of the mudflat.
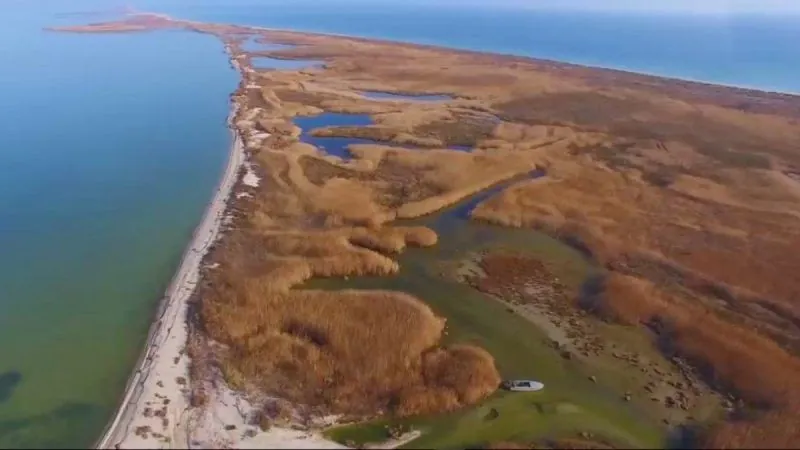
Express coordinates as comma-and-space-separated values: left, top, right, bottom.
54, 12, 800, 450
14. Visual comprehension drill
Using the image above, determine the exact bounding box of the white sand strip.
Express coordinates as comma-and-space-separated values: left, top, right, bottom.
187, 381, 347, 449
95, 100, 245, 449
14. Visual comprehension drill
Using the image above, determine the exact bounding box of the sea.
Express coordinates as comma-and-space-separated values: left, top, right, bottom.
0, 0, 798, 447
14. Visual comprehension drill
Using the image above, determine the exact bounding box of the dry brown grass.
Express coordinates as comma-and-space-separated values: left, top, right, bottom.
580, 272, 800, 448
349, 225, 438, 254
230, 25, 800, 444
588, 275, 800, 405
198, 129, 504, 416
395, 345, 501, 416
582, 273, 668, 326
472, 161, 800, 324
200, 226, 499, 415
61, 14, 800, 444
701, 406, 800, 449
472, 160, 800, 446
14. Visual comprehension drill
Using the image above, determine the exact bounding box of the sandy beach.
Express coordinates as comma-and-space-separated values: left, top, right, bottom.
94, 97, 245, 448
94, 43, 347, 449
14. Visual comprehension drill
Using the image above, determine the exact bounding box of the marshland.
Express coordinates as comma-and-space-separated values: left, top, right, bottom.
53, 12, 800, 449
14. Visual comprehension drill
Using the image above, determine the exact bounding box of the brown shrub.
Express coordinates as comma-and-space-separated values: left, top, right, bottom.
201, 225, 498, 417
471, 159, 800, 446
413, 115, 495, 147
593, 272, 800, 448
394, 385, 460, 417
663, 309, 800, 409
421, 345, 502, 405
591, 270, 800, 407
349, 226, 438, 254
209, 288, 499, 416
587, 273, 667, 325
702, 406, 800, 449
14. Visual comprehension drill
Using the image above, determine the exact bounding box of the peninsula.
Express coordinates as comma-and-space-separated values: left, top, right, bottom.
52, 12, 800, 450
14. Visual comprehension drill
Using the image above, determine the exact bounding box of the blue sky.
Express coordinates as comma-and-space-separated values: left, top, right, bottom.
527, 0, 800, 13
10, 0, 800, 16
387, 0, 800, 14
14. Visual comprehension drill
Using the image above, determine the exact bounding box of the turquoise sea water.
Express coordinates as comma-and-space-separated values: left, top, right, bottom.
0, 2, 236, 447
1, 0, 798, 448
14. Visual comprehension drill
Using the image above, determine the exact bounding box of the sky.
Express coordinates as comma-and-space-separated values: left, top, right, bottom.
7, 0, 800, 16
378, 0, 800, 15
499, 0, 800, 14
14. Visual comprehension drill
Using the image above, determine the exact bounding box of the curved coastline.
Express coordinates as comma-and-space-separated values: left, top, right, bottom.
94, 76, 245, 448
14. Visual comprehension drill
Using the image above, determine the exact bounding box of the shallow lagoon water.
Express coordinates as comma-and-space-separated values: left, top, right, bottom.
293, 112, 376, 159
285, 102, 660, 446
250, 56, 321, 70
293, 111, 476, 157
308, 181, 665, 448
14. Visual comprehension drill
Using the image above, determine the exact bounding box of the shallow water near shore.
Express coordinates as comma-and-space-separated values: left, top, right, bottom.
0, 5, 236, 448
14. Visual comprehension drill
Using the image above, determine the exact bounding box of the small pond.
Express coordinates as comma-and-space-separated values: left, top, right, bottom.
251, 56, 322, 70
293, 112, 375, 159
293, 112, 478, 158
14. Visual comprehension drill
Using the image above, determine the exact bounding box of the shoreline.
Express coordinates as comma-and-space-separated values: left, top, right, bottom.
93, 41, 346, 450
48, 14, 800, 99
94, 73, 245, 448
241, 23, 798, 97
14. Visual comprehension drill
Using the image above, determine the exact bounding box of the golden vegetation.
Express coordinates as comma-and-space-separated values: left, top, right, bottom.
197, 68, 519, 416
471, 110, 800, 447
199, 221, 499, 415
226, 20, 800, 445
59, 13, 800, 444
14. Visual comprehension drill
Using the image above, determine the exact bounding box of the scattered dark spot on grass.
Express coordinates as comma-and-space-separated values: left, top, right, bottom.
0, 370, 22, 404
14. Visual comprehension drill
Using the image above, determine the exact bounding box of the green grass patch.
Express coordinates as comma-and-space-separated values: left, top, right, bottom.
307, 213, 667, 449
327, 390, 658, 449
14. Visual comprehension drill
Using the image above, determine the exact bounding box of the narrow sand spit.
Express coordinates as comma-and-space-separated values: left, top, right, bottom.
95, 44, 350, 450
95, 102, 245, 449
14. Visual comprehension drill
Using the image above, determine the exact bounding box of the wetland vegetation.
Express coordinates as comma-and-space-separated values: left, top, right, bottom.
57, 13, 800, 449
